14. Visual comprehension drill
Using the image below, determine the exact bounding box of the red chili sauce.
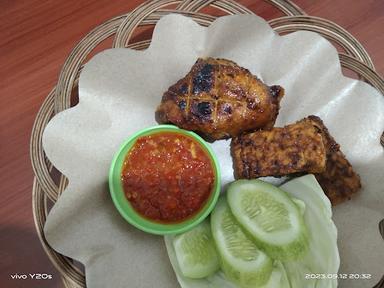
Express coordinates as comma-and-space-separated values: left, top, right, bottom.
121, 132, 215, 223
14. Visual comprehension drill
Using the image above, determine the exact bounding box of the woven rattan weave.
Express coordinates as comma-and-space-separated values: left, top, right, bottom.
30, 1, 384, 287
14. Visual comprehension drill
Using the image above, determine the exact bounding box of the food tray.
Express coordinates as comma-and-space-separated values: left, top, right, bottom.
30, 0, 384, 287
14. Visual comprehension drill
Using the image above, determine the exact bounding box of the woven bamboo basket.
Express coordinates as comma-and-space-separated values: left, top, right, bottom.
30, 0, 384, 287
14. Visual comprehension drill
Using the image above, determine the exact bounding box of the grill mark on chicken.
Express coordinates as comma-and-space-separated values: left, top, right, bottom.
180, 83, 188, 95
212, 64, 220, 122
178, 99, 186, 110
222, 103, 232, 114
191, 101, 212, 120
155, 58, 284, 141
270, 85, 282, 99
192, 63, 214, 94
185, 75, 192, 117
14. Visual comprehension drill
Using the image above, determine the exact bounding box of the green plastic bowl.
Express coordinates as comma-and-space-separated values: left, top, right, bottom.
109, 125, 221, 235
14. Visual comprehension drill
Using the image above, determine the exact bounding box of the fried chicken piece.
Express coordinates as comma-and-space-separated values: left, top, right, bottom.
309, 116, 362, 205
155, 58, 284, 141
231, 117, 327, 179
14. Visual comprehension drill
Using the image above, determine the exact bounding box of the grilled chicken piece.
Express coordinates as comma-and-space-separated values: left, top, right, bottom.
155, 58, 284, 141
309, 116, 361, 205
231, 116, 327, 179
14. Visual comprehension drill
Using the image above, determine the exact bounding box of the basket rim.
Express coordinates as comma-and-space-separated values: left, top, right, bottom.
30, 1, 384, 287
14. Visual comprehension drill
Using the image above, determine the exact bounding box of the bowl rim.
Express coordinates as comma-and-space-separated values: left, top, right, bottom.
109, 124, 221, 235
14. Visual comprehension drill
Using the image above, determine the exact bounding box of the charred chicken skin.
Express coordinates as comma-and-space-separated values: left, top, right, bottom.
155, 58, 284, 141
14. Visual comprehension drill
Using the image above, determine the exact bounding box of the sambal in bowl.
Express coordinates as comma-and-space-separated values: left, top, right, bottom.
109, 125, 221, 235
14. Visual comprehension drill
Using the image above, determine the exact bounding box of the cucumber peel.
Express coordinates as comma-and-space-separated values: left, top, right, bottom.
173, 220, 220, 278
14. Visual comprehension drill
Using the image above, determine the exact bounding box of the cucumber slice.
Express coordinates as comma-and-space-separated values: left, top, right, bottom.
211, 198, 273, 287
227, 179, 308, 260
173, 220, 220, 279
280, 175, 339, 288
